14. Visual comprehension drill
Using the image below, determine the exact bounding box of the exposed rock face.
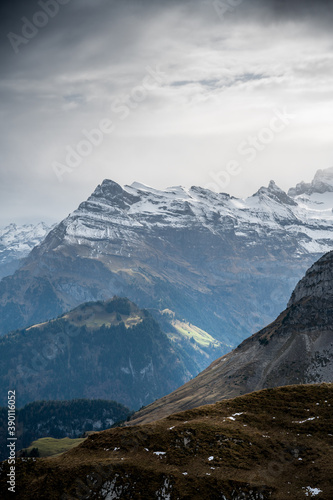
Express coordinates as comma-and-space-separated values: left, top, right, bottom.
255, 180, 297, 205
0, 169, 333, 347
130, 251, 333, 425
288, 251, 333, 305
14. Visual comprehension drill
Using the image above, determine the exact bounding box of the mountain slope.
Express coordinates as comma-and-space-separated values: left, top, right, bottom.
0, 297, 207, 410
0, 297, 225, 409
1, 169, 333, 344
0, 222, 51, 279
130, 251, 333, 425
148, 308, 228, 370
2, 384, 332, 500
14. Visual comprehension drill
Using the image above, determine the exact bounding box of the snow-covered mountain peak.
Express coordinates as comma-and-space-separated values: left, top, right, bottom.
252, 180, 297, 207
312, 166, 333, 191
0, 222, 53, 277
0, 222, 51, 245
128, 181, 164, 194
93, 179, 125, 197
127, 182, 191, 201
288, 166, 333, 197
53, 173, 333, 260
268, 180, 283, 192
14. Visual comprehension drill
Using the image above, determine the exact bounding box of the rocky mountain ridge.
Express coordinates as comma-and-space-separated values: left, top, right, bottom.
0, 168, 333, 347
130, 250, 333, 425
288, 166, 333, 196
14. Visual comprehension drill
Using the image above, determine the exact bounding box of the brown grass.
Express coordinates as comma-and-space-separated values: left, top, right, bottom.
1, 384, 332, 499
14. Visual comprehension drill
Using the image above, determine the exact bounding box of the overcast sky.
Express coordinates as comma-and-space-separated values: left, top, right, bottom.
1, 0, 333, 226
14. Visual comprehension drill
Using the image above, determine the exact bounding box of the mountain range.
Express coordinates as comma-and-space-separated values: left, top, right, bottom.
130, 250, 333, 425
1, 168, 333, 350
1, 170, 333, 499
3, 249, 332, 498
0, 223, 51, 280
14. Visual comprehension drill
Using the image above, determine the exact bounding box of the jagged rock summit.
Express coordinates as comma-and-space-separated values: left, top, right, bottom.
130, 250, 333, 425
254, 179, 297, 206
288, 166, 333, 196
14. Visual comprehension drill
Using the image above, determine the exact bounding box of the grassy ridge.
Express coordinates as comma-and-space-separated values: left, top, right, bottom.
1, 384, 332, 500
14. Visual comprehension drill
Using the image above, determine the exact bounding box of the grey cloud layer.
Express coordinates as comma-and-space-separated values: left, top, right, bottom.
1, 0, 333, 225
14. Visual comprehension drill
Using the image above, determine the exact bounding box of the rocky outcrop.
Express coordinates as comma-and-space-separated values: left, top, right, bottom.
288, 251, 333, 305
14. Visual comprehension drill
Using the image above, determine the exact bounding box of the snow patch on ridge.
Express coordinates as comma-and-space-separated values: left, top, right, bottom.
0, 222, 53, 266
55, 169, 333, 261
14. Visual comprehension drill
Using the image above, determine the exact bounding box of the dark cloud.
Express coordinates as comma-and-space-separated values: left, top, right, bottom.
0, 0, 333, 225
242, 0, 333, 19
1, 0, 332, 66
267, 0, 333, 17
210, 0, 333, 27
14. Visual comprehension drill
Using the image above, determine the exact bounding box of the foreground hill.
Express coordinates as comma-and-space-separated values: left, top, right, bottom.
1, 384, 332, 499
1, 168, 333, 343
131, 251, 333, 425
0, 297, 213, 410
